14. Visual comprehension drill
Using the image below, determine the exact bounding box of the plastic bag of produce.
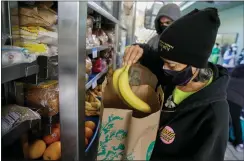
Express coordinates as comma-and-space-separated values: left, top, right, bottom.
1, 104, 41, 136
1, 45, 37, 67
97, 64, 164, 160
25, 80, 59, 117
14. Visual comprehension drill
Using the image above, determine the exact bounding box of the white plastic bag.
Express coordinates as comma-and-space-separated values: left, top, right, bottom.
1, 104, 41, 136
1, 46, 37, 67
37, 31, 58, 45
48, 45, 58, 56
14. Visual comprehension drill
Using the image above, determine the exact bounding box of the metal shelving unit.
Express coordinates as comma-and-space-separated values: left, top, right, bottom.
58, 1, 127, 161
1, 1, 127, 161
86, 45, 110, 55
88, 2, 127, 30
85, 66, 108, 90
1, 61, 39, 84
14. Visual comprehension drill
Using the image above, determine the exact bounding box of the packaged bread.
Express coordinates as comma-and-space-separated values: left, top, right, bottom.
25, 80, 59, 116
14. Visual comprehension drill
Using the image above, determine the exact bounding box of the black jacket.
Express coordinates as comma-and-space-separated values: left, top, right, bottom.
227, 64, 244, 108
138, 44, 230, 161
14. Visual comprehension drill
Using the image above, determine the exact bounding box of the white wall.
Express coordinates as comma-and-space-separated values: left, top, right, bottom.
218, 4, 244, 53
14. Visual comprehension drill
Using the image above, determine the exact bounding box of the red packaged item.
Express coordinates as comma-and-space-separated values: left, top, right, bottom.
92, 58, 102, 73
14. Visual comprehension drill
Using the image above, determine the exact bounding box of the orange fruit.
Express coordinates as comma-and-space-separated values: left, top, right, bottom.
85, 138, 88, 146
85, 127, 93, 139
85, 121, 96, 130
43, 127, 60, 145
43, 141, 61, 160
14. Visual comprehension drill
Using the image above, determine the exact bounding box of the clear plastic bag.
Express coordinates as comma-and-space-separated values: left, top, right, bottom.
93, 29, 108, 45
86, 27, 95, 47
92, 35, 101, 46
26, 80, 59, 117
105, 30, 115, 44
1, 45, 37, 67
1, 104, 41, 136
48, 45, 58, 56
87, 16, 94, 29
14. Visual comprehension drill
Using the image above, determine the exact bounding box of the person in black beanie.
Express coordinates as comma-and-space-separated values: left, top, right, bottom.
123, 8, 229, 161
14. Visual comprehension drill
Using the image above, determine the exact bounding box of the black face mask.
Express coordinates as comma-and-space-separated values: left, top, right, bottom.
163, 65, 194, 86
157, 25, 167, 34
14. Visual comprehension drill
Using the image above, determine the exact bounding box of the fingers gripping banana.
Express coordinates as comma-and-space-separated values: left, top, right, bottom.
118, 65, 151, 113
112, 66, 126, 97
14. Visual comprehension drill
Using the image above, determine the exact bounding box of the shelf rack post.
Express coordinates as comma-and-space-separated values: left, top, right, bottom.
58, 2, 87, 161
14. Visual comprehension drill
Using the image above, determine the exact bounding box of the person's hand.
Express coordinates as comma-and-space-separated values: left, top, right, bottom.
123, 45, 143, 66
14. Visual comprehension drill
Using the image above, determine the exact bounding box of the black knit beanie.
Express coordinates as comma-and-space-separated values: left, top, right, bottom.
158, 8, 221, 68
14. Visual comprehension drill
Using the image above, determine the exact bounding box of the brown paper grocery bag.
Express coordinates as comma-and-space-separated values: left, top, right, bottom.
97, 64, 163, 160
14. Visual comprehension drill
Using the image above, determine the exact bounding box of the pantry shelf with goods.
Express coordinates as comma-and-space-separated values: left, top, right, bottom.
1, 1, 127, 161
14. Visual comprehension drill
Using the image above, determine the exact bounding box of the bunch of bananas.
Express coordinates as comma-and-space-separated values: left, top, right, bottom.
112, 65, 151, 113
85, 92, 101, 116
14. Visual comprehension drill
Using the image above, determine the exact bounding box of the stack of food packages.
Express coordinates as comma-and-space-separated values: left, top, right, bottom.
11, 5, 58, 57
23, 80, 104, 156
22, 80, 61, 160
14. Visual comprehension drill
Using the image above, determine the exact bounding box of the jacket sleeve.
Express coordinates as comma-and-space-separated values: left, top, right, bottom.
193, 101, 229, 161
147, 35, 159, 50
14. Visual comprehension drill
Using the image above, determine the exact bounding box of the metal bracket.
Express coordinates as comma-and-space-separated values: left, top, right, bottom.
25, 65, 39, 77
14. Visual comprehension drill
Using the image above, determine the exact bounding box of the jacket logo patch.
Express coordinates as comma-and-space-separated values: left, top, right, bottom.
165, 95, 176, 108
160, 126, 175, 144
159, 40, 174, 52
